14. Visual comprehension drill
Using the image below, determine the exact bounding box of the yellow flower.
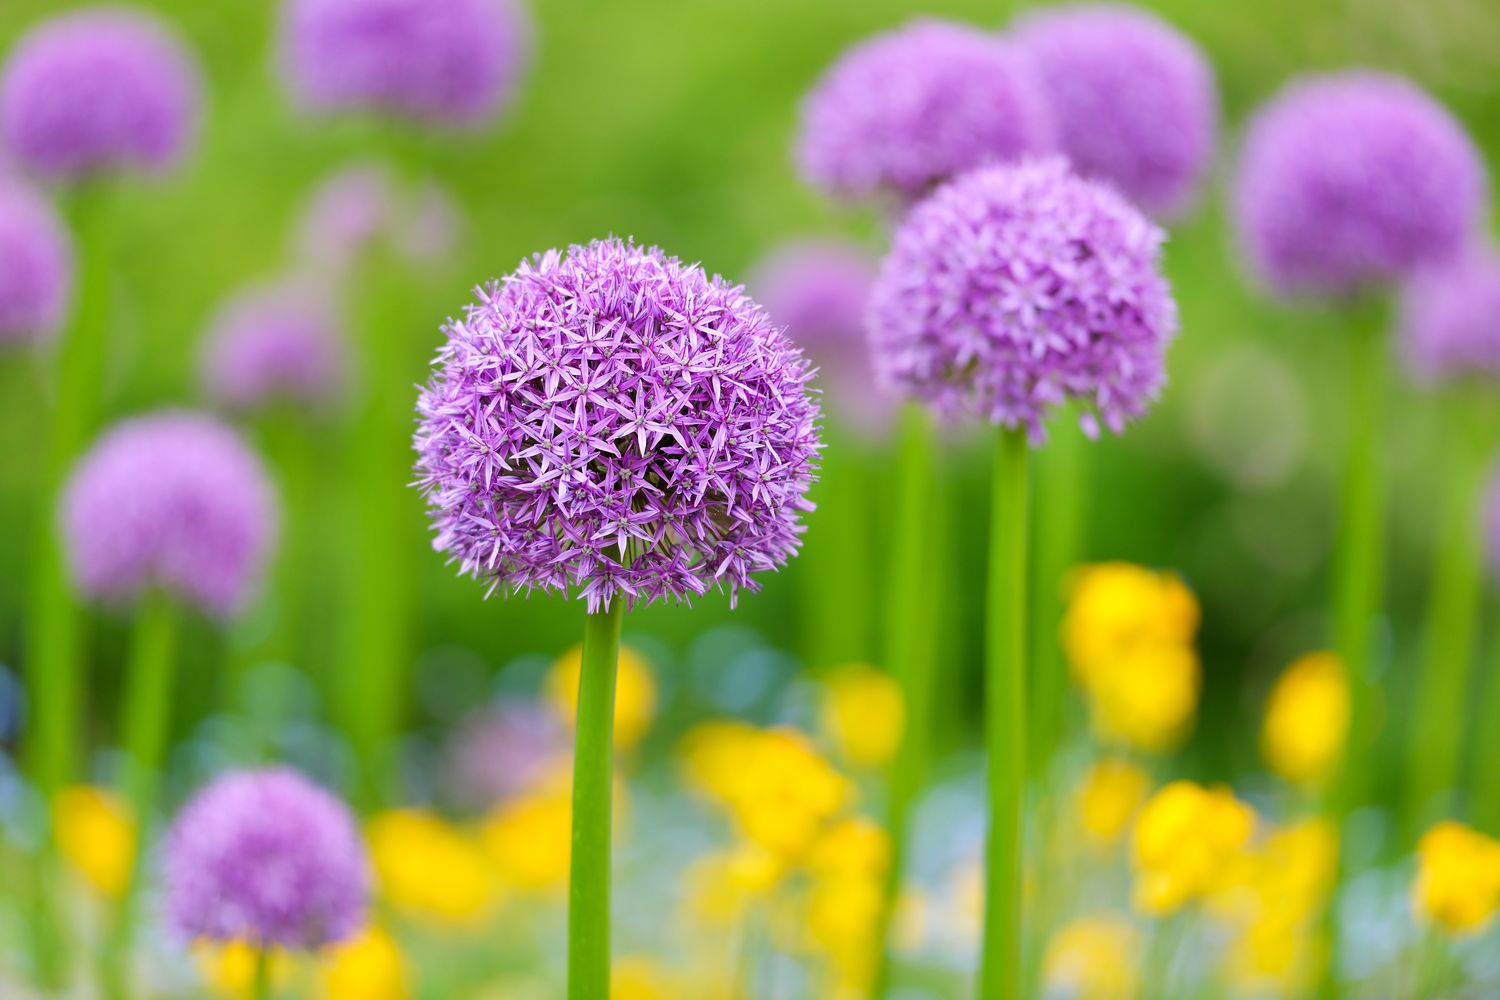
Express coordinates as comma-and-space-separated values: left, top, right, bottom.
684, 843, 786, 926
817, 664, 905, 769
1224, 912, 1319, 997
320, 927, 409, 1000
367, 810, 499, 925
1131, 782, 1254, 916
678, 720, 760, 800
1261, 652, 1349, 788
194, 941, 295, 999
807, 873, 883, 996
1041, 916, 1139, 1000
1075, 759, 1151, 848
1413, 821, 1500, 934
807, 817, 890, 882
54, 786, 135, 899
612, 956, 670, 1000
1085, 643, 1199, 752
547, 643, 657, 749
1062, 563, 1198, 683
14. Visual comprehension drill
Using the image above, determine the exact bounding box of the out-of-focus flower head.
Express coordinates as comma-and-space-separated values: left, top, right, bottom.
54, 785, 135, 899
164, 768, 368, 950
1398, 246, 1500, 387
545, 644, 657, 750
1041, 915, 1139, 1000
1260, 651, 1349, 788
1083, 643, 1198, 752
278, 0, 532, 128
447, 699, 565, 810
414, 238, 821, 613
796, 20, 1054, 206
0, 6, 201, 183
816, 663, 904, 770
867, 159, 1177, 440
1232, 72, 1484, 299
1063, 563, 1198, 681
683, 843, 786, 928
1074, 758, 1150, 848
367, 809, 498, 926
805, 819, 890, 998
293, 162, 463, 281
1131, 781, 1254, 916
193, 941, 295, 999
320, 926, 410, 1000
198, 280, 349, 415
0, 178, 70, 347
61, 411, 278, 617
1013, 3, 1217, 219
1413, 820, 1500, 935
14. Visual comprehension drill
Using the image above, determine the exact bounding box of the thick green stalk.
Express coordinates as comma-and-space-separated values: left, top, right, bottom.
568, 602, 623, 1000
980, 428, 1030, 1000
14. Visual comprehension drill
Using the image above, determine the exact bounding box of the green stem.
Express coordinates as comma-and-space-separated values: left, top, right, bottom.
1470, 600, 1500, 835
253, 945, 273, 1000
568, 602, 623, 1000
980, 427, 1030, 1000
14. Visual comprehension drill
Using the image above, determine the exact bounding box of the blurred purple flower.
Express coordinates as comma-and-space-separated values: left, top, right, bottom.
278, 0, 532, 128
414, 237, 821, 612
164, 768, 368, 950
1399, 248, 1500, 386
1232, 73, 1485, 300
61, 411, 277, 617
0, 178, 71, 347
867, 158, 1177, 440
199, 281, 349, 413
0, 7, 201, 183
292, 162, 462, 280
795, 20, 1055, 206
1013, 3, 1217, 219
448, 700, 565, 809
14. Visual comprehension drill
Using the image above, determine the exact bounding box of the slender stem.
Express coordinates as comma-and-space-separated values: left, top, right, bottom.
1470, 599, 1500, 835
568, 601, 623, 1000
980, 427, 1030, 1000
253, 945, 273, 1000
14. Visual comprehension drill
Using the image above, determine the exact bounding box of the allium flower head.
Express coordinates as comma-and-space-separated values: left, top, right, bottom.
1013, 4, 1217, 218
868, 158, 1178, 438
0, 7, 201, 183
199, 281, 349, 413
1398, 247, 1500, 386
164, 768, 368, 949
279, 0, 532, 128
61, 411, 277, 617
1232, 73, 1484, 299
293, 162, 462, 281
0, 178, 71, 346
795, 20, 1055, 205
414, 237, 820, 612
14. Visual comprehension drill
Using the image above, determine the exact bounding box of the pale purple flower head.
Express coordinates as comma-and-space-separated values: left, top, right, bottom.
163, 768, 368, 950
414, 237, 821, 612
868, 158, 1177, 440
0, 178, 71, 347
1013, 4, 1217, 219
0, 7, 201, 184
796, 20, 1055, 206
292, 162, 462, 280
1398, 248, 1500, 387
61, 412, 277, 617
199, 281, 349, 413
1232, 73, 1485, 300
448, 700, 564, 809
278, 0, 532, 128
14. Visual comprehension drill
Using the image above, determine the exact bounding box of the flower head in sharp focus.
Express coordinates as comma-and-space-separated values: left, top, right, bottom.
60, 411, 277, 617
1131, 781, 1255, 916
198, 281, 349, 414
278, 0, 532, 128
1013, 4, 1217, 220
546, 643, 657, 749
0, 7, 201, 183
1232, 72, 1485, 300
1260, 651, 1349, 789
867, 159, 1178, 440
164, 768, 369, 950
1041, 915, 1139, 1000
414, 237, 822, 613
1398, 247, 1500, 387
1413, 821, 1500, 935
0, 178, 71, 347
795, 20, 1055, 206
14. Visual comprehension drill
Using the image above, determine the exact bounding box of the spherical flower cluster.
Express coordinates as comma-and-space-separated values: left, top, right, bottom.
1414, 821, 1500, 935
867, 159, 1178, 439
0, 7, 201, 183
1260, 651, 1349, 788
1232, 72, 1485, 299
414, 238, 821, 612
61, 411, 277, 617
795, 20, 1054, 205
198, 281, 349, 413
0, 178, 71, 346
164, 768, 368, 949
1131, 781, 1255, 915
1398, 248, 1500, 386
279, 0, 532, 128
1012, 4, 1217, 219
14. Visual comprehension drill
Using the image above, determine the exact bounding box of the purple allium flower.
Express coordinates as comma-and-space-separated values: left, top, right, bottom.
163, 768, 368, 950
867, 159, 1177, 439
199, 281, 349, 413
61, 411, 277, 617
448, 700, 565, 809
1232, 73, 1485, 299
1399, 248, 1500, 386
278, 0, 532, 128
0, 7, 201, 184
1013, 4, 1217, 219
292, 162, 462, 280
414, 237, 821, 612
0, 178, 71, 347
795, 20, 1055, 206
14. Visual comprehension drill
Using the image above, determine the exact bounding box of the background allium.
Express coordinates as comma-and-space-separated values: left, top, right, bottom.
164, 768, 368, 949
448, 700, 565, 809
0, 178, 71, 346
1398, 248, 1500, 386
795, 19, 1055, 205
199, 281, 349, 412
61, 411, 277, 617
1232, 72, 1485, 299
1013, 4, 1217, 219
414, 237, 820, 612
867, 158, 1178, 439
0, 7, 201, 183
293, 162, 462, 280
279, 0, 532, 128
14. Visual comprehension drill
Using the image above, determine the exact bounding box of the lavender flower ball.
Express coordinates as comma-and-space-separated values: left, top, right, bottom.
1233, 73, 1485, 299
61, 412, 277, 617
0, 179, 71, 347
868, 159, 1178, 439
796, 20, 1055, 205
199, 282, 349, 413
415, 237, 821, 612
279, 0, 532, 128
1398, 248, 1500, 386
1013, 4, 1217, 219
164, 768, 368, 949
0, 7, 201, 183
